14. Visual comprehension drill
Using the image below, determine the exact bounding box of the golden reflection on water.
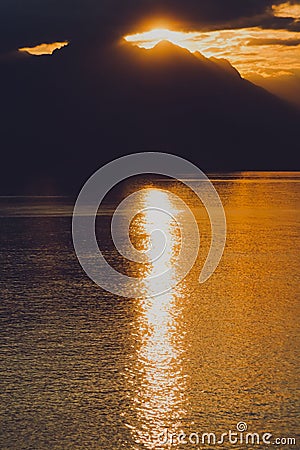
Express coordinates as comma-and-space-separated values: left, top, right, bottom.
125, 189, 188, 448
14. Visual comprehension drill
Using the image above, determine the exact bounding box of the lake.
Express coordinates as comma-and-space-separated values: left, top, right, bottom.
0, 172, 299, 449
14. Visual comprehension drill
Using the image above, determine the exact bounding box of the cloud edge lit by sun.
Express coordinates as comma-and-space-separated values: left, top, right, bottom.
124, 25, 300, 79
19, 41, 69, 56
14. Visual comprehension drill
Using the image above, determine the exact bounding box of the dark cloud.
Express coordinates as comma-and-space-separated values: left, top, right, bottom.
247, 37, 300, 46
1, 1, 300, 54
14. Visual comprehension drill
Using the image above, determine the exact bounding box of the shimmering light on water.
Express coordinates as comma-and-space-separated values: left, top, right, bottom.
0, 173, 299, 448
124, 189, 187, 447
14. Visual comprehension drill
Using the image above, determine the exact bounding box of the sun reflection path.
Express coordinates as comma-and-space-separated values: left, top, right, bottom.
124, 189, 190, 448
111, 188, 199, 297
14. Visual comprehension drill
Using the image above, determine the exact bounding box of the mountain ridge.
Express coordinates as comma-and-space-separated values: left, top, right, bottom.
0, 39, 299, 194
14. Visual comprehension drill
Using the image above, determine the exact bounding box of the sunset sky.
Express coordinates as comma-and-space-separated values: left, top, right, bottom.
122, 1, 300, 100
1, 0, 297, 105
1, 0, 300, 194
125, 25, 300, 78
10, 1, 299, 76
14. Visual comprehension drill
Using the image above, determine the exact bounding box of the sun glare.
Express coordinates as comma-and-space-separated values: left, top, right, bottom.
124, 28, 198, 51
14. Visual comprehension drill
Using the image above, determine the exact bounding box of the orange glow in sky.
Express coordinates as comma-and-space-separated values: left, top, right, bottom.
19, 41, 69, 56
124, 27, 300, 78
272, 2, 300, 19
125, 28, 199, 51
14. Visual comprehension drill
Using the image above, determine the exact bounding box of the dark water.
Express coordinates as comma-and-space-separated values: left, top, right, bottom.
0, 173, 299, 449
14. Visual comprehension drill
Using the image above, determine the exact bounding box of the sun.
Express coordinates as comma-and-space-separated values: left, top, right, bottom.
124, 28, 198, 51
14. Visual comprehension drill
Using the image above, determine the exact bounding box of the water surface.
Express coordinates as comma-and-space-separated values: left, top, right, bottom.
0, 173, 299, 449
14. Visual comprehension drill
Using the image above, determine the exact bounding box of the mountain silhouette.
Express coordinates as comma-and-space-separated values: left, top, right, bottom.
1, 39, 299, 194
